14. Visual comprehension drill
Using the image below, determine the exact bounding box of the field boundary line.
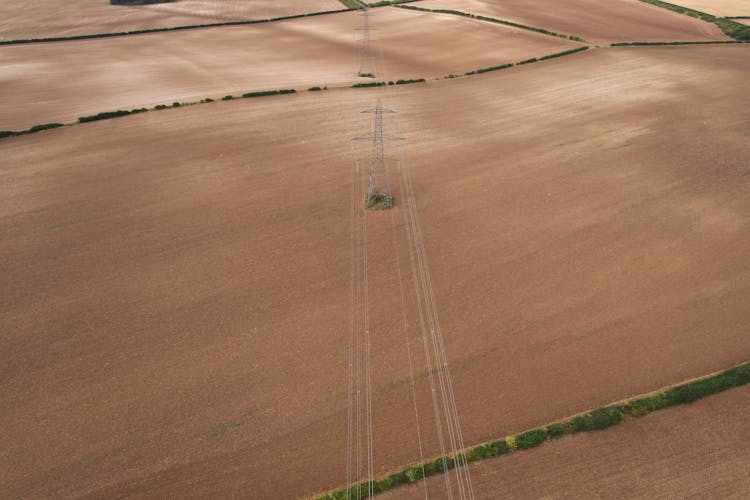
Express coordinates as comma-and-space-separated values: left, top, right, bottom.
310, 359, 750, 499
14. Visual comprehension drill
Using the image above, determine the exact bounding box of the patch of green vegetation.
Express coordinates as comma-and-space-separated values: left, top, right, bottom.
358, 72, 375, 78
241, 89, 296, 98
0, 122, 64, 140
222, 95, 233, 101
395, 78, 426, 85
352, 81, 387, 88
366, 191, 393, 210
338, 0, 366, 8
318, 360, 750, 499
636, 0, 750, 41
308, 86, 323, 91
465, 63, 513, 75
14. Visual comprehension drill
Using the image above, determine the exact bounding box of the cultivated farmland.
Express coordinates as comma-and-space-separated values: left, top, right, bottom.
416, 0, 730, 43
383, 384, 750, 499
1, 2, 749, 499
0, 0, 344, 40
2, 40, 749, 498
0, 7, 579, 130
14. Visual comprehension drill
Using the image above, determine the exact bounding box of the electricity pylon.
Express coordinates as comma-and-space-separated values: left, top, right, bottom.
356, 8, 375, 77
354, 100, 402, 210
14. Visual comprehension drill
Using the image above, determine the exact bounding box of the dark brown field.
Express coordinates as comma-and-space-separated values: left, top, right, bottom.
418, 0, 729, 43
2, 44, 749, 498
384, 384, 750, 499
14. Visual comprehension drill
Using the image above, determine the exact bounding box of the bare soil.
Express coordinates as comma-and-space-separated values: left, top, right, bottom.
665, 0, 750, 16
418, 0, 730, 43
0, 7, 578, 130
1, 45, 749, 499
0, 0, 344, 40
384, 384, 750, 499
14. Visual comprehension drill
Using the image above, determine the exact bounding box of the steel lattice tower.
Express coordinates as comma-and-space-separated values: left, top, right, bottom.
354, 100, 402, 209
356, 8, 375, 77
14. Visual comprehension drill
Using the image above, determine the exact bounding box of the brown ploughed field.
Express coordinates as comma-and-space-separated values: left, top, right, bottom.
2, 44, 749, 499
417, 0, 730, 43
665, 0, 750, 16
0, 7, 579, 131
0, 0, 344, 40
384, 385, 750, 499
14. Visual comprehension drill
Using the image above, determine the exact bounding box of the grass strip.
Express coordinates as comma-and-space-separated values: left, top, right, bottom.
0, 8, 354, 46
395, 4, 588, 43
636, 0, 750, 41
316, 360, 750, 499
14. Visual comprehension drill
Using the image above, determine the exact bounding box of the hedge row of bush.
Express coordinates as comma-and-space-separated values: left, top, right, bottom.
0, 122, 64, 140
367, 0, 420, 6
352, 81, 387, 88
241, 89, 296, 98
395, 78, 426, 85
465, 63, 512, 75
78, 108, 148, 123
0, 8, 354, 46
396, 4, 587, 43
538, 46, 589, 60
318, 360, 750, 499
636, 0, 750, 41
611, 40, 742, 46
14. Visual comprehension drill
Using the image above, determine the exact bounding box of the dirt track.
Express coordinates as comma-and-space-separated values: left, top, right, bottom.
0, 7, 578, 130
0, 0, 344, 40
384, 384, 750, 499
418, 0, 729, 43
666, 0, 750, 16
2, 44, 749, 499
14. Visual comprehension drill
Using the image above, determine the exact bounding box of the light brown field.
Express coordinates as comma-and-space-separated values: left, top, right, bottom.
384, 384, 750, 499
0, 0, 344, 40
0, 7, 579, 131
736, 18, 750, 25
1, 44, 749, 499
418, 0, 729, 43
665, 0, 750, 16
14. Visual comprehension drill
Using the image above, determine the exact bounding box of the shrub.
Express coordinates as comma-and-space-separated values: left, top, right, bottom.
130, 107, 148, 113
0, 130, 14, 138
155, 104, 168, 110
518, 57, 538, 65
403, 466, 424, 482
515, 428, 546, 449
202, 97, 214, 103
242, 89, 296, 98
308, 86, 322, 91
358, 72, 374, 78
172, 101, 181, 107
352, 81, 386, 88
78, 110, 131, 123
546, 422, 566, 438
570, 406, 626, 432
222, 95, 233, 101
395, 78, 426, 85
28, 123, 64, 132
